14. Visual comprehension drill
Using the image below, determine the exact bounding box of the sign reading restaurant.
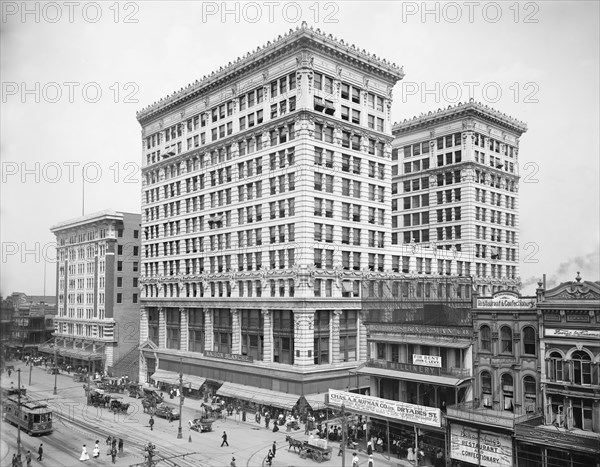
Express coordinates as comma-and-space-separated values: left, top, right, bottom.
413, 354, 442, 368
477, 293, 536, 309
544, 328, 600, 339
450, 424, 512, 467
204, 350, 254, 363
327, 389, 441, 427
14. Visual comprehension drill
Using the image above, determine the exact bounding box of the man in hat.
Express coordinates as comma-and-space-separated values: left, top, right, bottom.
230, 456, 236, 467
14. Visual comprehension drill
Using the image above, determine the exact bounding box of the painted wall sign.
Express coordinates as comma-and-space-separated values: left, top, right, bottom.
450, 424, 512, 467
544, 328, 600, 339
368, 324, 471, 336
477, 295, 536, 309
328, 389, 441, 427
204, 350, 254, 363
412, 354, 442, 368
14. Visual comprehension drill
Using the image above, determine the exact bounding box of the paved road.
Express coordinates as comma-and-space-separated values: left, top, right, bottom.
1, 362, 415, 467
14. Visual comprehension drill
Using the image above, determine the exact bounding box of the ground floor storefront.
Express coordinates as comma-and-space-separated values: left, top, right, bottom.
37, 336, 106, 372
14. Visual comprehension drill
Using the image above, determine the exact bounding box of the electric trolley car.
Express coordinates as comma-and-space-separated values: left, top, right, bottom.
3, 395, 53, 435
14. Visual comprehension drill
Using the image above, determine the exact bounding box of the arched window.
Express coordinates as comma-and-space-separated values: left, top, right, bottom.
479, 325, 491, 352
502, 373, 514, 411
500, 326, 513, 354
522, 327, 536, 355
547, 351, 564, 382
481, 371, 492, 407
523, 376, 536, 412
572, 350, 591, 385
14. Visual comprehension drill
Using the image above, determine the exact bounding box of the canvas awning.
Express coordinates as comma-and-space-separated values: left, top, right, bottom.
216, 381, 299, 410
150, 369, 206, 389
356, 366, 468, 387
303, 393, 327, 411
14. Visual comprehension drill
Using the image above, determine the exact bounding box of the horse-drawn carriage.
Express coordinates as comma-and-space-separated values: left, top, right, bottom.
141, 388, 164, 414
109, 396, 130, 413
73, 372, 87, 382
88, 388, 111, 408
286, 436, 332, 463
188, 412, 215, 432
127, 384, 145, 399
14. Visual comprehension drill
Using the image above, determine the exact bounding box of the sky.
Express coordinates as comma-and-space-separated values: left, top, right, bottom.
1, 1, 599, 297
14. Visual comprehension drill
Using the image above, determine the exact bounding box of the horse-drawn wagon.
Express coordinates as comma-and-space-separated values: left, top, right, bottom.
286, 436, 332, 463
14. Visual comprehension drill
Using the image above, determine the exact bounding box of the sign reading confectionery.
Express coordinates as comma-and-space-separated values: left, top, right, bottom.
412, 354, 442, 368
477, 293, 536, 309
450, 424, 512, 467
544, 328, 600, 339
328, 389, 441, 427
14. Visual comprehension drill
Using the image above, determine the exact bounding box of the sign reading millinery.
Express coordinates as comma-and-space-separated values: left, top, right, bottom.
204, 350, 253, 363
450, 424, 512, 467
544, 328, 600, 339
328, 389, 441, 427
412, 354, 442, 368
477, 294, 536, 309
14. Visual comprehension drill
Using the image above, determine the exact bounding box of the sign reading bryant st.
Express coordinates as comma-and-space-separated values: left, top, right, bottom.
476, 293, 536, 309
412, 354, 442, 368
327, 389, 441, 427
450, 424, 512, 467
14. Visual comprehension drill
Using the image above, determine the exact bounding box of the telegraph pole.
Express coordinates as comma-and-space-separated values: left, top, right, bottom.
177, 358, 183, 439
53, 347, 58, 395
17, 369, 22, 464
341, 403, 346, 467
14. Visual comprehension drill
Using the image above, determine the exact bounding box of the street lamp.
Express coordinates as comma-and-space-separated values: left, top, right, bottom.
177, 358, 183, 439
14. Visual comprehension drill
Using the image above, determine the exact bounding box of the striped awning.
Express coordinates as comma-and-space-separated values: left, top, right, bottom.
216, 381, 299, 410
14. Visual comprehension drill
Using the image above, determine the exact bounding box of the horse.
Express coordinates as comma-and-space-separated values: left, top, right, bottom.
285, 435, 303, 452
142, 398, 155, 414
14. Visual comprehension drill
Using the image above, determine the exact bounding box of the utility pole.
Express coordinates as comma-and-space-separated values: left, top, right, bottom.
341, 403, 346, 467
53, 347, 58, 395
177, 358, 183, 439
28, 360, 32, 385
17, 369, 22, 465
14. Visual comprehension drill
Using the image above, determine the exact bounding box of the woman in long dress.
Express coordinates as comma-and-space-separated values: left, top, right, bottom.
92, 441, 100, 459
407, 446, 415, 462
79, 445, 90, 461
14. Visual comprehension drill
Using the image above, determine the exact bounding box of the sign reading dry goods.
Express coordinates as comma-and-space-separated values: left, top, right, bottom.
477, 294, 536, 309
544, 328, 600, 339
450, 424, 512, 467
328, 389, 441, 427
412, 354, 442, 368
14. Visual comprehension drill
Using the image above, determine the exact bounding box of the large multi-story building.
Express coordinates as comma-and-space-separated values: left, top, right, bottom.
391, 101, 527, 294
44, 210, 141, 374
515, 273, 600, 467
136, 23, 405, 406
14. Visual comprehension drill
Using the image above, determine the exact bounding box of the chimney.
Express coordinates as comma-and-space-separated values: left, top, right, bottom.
543, 274, 546, 290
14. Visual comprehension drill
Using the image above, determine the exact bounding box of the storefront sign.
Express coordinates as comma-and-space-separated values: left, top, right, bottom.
477, 294, 535, 309
369, 324, 471, 336
413, 354, 442, 368
204, 350, 253, 363
328, 389, 441, 427
544, 328, 600, 339
450, 424, 512, 467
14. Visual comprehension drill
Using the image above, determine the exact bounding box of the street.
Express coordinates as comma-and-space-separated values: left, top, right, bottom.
1, 363, 412, 467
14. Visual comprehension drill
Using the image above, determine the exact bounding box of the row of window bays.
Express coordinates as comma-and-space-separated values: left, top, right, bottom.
143, 70, 389, 162
146, 307, 360, 365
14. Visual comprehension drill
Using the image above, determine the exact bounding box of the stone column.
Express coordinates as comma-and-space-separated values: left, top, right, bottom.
203, 308, 214, 351
139, 307, 149, 343
293, 309, 315, 367
180, 307, 189, 352
158, 307, 166, 349
358, 315, 368, 362
331, 310, 342, 364
231, 309, 241, 354
262, 309, 273, 363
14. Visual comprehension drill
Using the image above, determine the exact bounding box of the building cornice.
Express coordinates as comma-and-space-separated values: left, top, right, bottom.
392, 99, 528, 137
50, 210, 139, 233
136, 22, 404, 125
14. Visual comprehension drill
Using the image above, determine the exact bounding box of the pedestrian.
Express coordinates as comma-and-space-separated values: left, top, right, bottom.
407, 446, 415, 462
37, 444, 43, 461
266, 449, 274, 466
230, 456, 236, 467
352, 452, 359, 467
79, 444, 90, 461
221, 431, 229, 447
272, 441, 276, 457
26, 450, 32, 467
367, 455, 374, 467
93, 441, 100, 458
367, 440, 373, 455
11, 454, 17, 467
111, 445, 117, 464
149, 416, 154, 431
7, 369, 11, 377
118, 438, 123, 454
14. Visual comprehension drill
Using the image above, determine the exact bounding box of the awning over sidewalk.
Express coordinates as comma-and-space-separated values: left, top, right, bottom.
303, 393, 327, 411
150, 369, 206, 389
356, 367, 467, 387
216, 381, 299, 410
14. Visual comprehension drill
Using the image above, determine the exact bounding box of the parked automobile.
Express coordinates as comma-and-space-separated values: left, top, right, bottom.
153, 403, 180, 420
